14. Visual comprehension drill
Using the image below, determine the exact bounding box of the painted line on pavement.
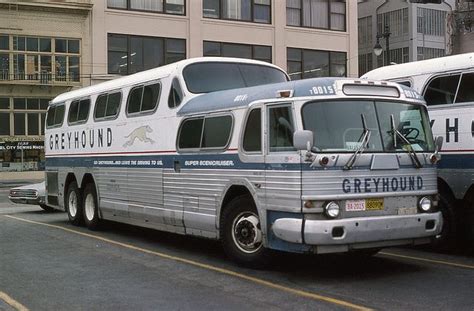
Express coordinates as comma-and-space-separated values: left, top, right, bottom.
0, 291, 29, 311
379, 251, 474, 270
4, 215, 371, 311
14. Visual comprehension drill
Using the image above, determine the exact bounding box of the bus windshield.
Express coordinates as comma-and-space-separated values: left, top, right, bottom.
183, 62, 288, 94
302, 100, 435, 153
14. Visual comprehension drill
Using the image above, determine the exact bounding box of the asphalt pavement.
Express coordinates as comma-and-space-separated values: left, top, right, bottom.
0, 186, 473, 311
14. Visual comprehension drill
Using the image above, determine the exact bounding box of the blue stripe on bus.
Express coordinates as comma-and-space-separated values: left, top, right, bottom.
45, 153, 434, 171
438, 154, 474, 169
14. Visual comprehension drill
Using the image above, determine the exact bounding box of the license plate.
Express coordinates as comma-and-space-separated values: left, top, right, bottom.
346, 198, 384, 211
366, 198, 384, 211
398, 207, 417, 215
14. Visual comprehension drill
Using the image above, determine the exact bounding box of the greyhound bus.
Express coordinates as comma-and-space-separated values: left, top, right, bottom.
45, 57, 443, 265
362, 53, 474, 246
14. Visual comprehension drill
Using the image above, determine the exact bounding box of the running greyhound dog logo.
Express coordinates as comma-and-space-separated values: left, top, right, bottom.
123, 125, 155, 147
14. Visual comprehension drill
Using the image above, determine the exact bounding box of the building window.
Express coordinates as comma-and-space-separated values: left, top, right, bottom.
107, 0, 185, 15
203, 41, 272, 63
108, 34, 186, 75
358, 53, 373, 76
203, 0, 271, 24
358, 16, 372, 47
0, 98, 48, 137
417, 47, 445, 61
287, 48, 346, 80
377, 47, 409, 67
0, 35, 80, 83
377, 8, 408, 38
286, 0, 346, 31
417, 8, 446, 36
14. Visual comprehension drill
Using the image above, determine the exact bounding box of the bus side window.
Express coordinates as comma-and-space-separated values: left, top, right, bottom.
243, 108, 261, 152
95, 92, 122, 120
454, 72, 474, 104
178, 118, 203, 149
46, 104, 65, 128
268, 105, 295, 152
424, 75, 460, 106
201, 115, 232, 149
168, 78, 183, 108
127, 82, 160, 115
68, 99, 90, 124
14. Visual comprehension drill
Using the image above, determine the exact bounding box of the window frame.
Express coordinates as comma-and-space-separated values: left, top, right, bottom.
177, 113, 234, 152
93, 90, 123, 122
203, 41, 272, 63
241, 107, 262, 154
422, 73, 462, 106
203, 0, 271, 24
266, 103, 296, 153
107, 0, 186, 16
287, 47, 347, 80
45, 103, 66, 129
286, 0, 347, 32
125, 81, 162, 117
67, 97, 91, 126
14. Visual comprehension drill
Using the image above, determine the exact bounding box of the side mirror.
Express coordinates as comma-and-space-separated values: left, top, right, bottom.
434, 136, 443, 153
293, 130, 314, 151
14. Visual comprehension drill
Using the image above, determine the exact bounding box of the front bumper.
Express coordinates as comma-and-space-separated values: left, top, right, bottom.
9, 196, 45, 206
271, 212, 442, 253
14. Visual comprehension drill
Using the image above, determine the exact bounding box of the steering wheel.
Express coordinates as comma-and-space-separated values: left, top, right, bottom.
401, 127, 419, 139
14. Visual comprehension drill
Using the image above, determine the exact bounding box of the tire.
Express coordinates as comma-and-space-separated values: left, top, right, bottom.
83, 183, 100, 230
220, 195, 270, 267
65, 181, 83, 226
39, 204, 56, 213
432, 194, 457, 251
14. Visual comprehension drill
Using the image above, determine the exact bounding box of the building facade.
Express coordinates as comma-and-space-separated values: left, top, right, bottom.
0, 0, 358, 171
91, 0, 358, 84
453, 0, 474, 53
0, 1, 92, 171
358, 0, 455, 76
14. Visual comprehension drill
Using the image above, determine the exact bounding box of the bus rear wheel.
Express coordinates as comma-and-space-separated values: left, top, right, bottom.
220, 195, 270, 267
83, 183, 100, 230
65, 181, 83, 226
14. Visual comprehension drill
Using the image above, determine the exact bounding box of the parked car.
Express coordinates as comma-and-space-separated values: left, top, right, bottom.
9, 181, 55, 212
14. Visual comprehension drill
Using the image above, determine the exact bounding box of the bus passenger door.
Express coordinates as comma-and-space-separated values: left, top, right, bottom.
264, 103, 302, 217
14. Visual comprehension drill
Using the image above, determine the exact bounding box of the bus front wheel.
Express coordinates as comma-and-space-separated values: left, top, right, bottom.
83, 183, 100, 230
65, 181, 83, 226
220, 195, 270, 267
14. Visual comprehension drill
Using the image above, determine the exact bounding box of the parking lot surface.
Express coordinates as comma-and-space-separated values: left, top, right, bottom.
0, 185, 473, 311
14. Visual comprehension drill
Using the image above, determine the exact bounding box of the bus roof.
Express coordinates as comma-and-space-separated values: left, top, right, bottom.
361, 52, 474, 81
50, 57, 287, 105
177, 77, 419, 116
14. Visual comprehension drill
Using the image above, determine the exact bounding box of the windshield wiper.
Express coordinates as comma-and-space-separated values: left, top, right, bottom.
389, 114, 423, 168
344, 114, 371, 170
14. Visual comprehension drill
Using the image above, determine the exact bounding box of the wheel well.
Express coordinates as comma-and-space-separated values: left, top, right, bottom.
463, 184, 474, 208
64, 173, 77, 194
222, 185, 252, 210
438, 177, 455, 203
81, 173, 95, 189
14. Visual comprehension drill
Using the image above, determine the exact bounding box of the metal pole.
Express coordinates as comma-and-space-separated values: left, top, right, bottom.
385, 24, 390, 66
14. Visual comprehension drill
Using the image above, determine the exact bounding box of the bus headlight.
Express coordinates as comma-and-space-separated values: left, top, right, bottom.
418, 197, 432, 212
324, 201, 340, 218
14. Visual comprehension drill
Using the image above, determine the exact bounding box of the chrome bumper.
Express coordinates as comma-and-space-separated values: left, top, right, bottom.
271, 212, 442, 252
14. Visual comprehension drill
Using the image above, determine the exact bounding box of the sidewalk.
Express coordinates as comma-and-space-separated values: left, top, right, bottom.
0, 171, 45, 187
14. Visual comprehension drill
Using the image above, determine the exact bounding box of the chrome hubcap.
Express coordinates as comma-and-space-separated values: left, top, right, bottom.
84, 193, 95, 221
232, 212, 262, 254
68, 191, 77, 217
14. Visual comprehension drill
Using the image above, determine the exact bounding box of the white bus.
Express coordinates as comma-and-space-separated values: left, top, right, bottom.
45, 58, 443, 266
362, 53, 474, 247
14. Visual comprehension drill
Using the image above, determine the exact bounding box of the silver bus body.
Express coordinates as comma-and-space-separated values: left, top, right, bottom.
45, 58, 442, 263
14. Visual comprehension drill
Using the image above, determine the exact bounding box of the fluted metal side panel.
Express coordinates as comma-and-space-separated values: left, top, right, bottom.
264, 170, 301, 212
